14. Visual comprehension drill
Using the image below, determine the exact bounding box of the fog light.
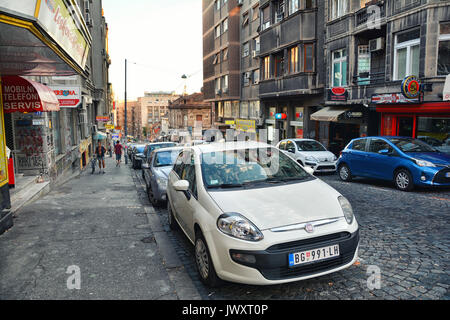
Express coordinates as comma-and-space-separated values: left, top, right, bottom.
421, 175, 427, 181
231, 253, 256, 264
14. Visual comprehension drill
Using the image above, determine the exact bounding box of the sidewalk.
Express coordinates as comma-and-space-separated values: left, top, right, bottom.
0, 156, 198, 299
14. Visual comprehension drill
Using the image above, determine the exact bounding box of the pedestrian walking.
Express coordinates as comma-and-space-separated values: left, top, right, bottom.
114, 140, 124, 167
95, 141, 106, 174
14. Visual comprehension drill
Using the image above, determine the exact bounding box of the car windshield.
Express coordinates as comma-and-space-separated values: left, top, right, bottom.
295, 140, 326, 152
149, 143, 175, 152
136, 146, 145, 153
154, 150, 179, 167
201, 147, 312, 189
389, 138, 437, 153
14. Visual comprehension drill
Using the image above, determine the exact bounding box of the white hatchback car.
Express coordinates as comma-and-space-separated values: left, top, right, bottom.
167, 141, 359, 286
277, 139, 337, 173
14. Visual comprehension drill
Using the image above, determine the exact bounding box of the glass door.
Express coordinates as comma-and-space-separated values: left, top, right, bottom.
397, 117, 414, 137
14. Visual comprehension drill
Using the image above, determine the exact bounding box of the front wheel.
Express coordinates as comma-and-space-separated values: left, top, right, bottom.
195, 232, 221, 288
338, 164, 352, 182
394, 169, 414, 191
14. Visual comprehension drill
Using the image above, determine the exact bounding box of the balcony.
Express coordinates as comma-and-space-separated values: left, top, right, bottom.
259, 74, 320, 98
354, 71, 385, 86
355, 1, 385, 29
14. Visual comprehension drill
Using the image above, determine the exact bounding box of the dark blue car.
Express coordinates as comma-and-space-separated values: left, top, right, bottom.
336, 136, 450, 191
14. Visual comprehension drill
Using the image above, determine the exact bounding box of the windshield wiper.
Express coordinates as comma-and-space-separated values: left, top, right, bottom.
207, 183, 245, 189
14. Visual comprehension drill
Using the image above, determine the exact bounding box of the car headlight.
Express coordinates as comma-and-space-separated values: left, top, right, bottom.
156, 177, 168, 186
413, 158, 436, 167
305, 156, 318, 162
217, 213, 264, 242
338, 196, 354, 225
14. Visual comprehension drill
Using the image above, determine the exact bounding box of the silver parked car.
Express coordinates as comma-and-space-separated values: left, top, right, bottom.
143, 147, 183, 207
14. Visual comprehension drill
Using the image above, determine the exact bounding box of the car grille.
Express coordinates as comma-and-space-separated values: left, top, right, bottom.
433, 168, 450, 184
267, 232, 351, 253
316, 165, 336, 170
259, 251, 355, 280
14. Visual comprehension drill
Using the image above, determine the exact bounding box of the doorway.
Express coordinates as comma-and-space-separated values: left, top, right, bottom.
397, 117, 414, 137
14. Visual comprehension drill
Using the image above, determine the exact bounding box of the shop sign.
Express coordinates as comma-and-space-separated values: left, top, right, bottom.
290, 121, 304, 127
236, 119, 256, 132
96, 116, 110, 122
79, 136, 92, 153
275, 113, 287, 120
265, 119, 275, 125
296, 129, 304, 139
443, 74, 450, 101
50, 86, 81, 108
401, 75, 421, 99
37, 0, 90, 69
345, 111, 363, 119
225, 120, 235, 125
0, 98, 8, 187
371, 93, 418, 104
328, 87, 348, 102
105, 124, 115, 130
0, 0, 37, 17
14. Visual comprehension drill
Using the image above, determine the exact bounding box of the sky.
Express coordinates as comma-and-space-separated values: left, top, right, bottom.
102, 0, 203, 101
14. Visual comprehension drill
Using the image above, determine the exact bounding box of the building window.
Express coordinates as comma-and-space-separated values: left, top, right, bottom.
240, 102, 249, 119
357, 45, 370, 84
289, 46, 298, 74
252, 5, 259, 21
213, 53, 219, 65
289, 0, 299, 15
243, 72, 251, 86
262, 5, 271, 30
254, 37, 260, 53
305, 0, 313, 9
224, 101, 232, 118
332, 48, 347, 87
394, 0, 420, 11
216, 0, 220, 10
274, 52, 284, 77
222, 75, 229, 92
243, 42, 250, 57
215, 25, 221, 38
304, 43, 314, 72
263, 56, 270, 79
242, 12, 249, 27
393, 29, 420, 80
223, 18, 228, 33
331, 0, 347, 20
215, 78, 221, 93
273, 0, 286, 23
232, 101, 239, 117
222, 48, 228, 61
253, 69, 260, 84
438, 22, 450, 76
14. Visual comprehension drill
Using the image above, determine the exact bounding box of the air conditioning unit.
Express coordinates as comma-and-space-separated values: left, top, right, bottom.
85, 13, 92, 26
369, 37, 385, 52
255, 118, 264, 126
215, 89, 222, 95
84, 0, 90, 12
237, 0, 243, 6
222, 87, 229, 94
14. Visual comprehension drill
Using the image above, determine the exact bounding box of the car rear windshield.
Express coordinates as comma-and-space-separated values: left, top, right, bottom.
136, 146, 145, 153
150, 143, 175, 152
201, 147, 312, 189
389, 138, 437, 153
295, 140, 326, 151
154, 150, 179, 167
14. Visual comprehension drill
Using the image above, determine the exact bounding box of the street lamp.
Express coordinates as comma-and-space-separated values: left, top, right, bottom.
124, 58, 128, 164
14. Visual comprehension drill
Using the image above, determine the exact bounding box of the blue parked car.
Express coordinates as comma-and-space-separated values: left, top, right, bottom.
337, 136, 450, 191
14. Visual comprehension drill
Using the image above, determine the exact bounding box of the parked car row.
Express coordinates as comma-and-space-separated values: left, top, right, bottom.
130, 135, 448, 288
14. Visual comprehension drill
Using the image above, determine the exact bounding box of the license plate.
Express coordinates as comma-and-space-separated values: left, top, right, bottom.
446, 172, 450, 178
289, 244, 340, 267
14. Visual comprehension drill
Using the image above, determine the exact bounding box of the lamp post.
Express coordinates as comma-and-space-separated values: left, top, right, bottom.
124, 58, 128, 164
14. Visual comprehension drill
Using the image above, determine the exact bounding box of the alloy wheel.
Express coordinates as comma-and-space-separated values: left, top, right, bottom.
195, 238, 209, 280
396, 172, 410, 190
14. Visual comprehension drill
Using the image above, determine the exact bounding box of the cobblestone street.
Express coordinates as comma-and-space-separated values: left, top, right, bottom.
134, 170, 450, 300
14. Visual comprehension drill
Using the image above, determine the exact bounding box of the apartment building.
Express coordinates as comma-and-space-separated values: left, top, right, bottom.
318, 0, 450, 155
138, 92, 177, 134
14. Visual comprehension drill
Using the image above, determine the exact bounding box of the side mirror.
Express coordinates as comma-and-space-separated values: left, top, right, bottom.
303, 166, 315, 175
173, 180, 189, 192
287, 148, 295, 153
378, 149, 390, 155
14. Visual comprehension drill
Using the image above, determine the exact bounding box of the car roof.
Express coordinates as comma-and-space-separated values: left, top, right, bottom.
146, 142, 176, 146
153, 146, 183, 153
190, 141, 273, 154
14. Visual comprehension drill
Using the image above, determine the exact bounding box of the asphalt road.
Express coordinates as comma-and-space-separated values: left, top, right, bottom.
137, 170, 450, 300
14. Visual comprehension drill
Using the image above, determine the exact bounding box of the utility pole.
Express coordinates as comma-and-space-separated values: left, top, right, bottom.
124, 59, 128, 164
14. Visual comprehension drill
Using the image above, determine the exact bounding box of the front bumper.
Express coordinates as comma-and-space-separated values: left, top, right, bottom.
413, 166, 450, 187
229, 230, 359, 281
305, 161, 337, 173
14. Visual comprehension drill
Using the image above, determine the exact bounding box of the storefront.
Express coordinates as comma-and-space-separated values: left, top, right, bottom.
310, 106, 369, 156
0, 0, 91, 233
377, 102, 450, 153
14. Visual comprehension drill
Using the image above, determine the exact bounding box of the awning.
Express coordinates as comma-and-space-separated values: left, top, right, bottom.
310, 107, 349, 122
93, 131, 108, 140
1, 76, 60, 113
